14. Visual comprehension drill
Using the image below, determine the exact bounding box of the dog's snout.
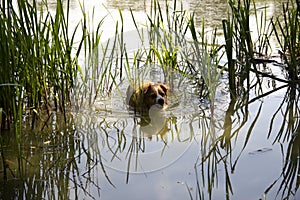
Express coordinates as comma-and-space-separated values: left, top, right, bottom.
158, 98, 164, 105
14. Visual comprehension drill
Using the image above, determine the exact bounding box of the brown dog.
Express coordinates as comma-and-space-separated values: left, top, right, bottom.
126, 81, 169, 114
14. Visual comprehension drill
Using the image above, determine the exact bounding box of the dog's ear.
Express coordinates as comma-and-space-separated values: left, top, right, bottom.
143, 84, 153, 94
159, 84, 169, 94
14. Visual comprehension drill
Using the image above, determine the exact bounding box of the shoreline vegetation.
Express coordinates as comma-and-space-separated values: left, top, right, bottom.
0, 0, 299, 130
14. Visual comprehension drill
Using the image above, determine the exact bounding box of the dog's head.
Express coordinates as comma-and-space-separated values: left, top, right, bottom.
142, 82, 169, 109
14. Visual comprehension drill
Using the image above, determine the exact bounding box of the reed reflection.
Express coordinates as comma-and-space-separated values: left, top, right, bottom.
193, 81, 300, 199
0, 113, 103, 199
195, 92, 253, 200
265, 85, 300, 199
97, 106, 194, 182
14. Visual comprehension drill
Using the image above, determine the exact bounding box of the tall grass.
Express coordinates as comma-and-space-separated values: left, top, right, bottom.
0, 1, 125, 185
228, 0, 254, 90
0, 0, 79, 129
2, 0, 297, 132
0, 0, 125, 130
140, 0, 191, 88
75, 3, 123, 107
222, 17, 236, 99
188, 19, 224, 116
272, 0, 300, 81
129, 0, 223, 102
146, 0, 175, 86
222, 0, 261, 98
221, 0, 299, 99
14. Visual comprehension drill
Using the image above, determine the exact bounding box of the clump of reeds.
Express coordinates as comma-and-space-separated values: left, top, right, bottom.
0, 0, 80, 129
0, 0, 124, 130
122, 0, 196, 91
225, 0, 300, 91
272, 0, 300, 81
127, 0, 225, 110
222, 0, 256, 97
146, 0, 188, 87
74, 3, 124, 107
187, 16, 224, 114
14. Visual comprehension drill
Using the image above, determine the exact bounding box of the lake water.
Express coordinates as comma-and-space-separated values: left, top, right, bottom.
1, 0, 299, 200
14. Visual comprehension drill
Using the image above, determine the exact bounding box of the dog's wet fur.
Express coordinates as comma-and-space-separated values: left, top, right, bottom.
126, 81, 170, 139
126, 81, 169, 114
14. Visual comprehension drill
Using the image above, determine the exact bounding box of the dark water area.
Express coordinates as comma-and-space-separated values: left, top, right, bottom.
1, 0, 300, 200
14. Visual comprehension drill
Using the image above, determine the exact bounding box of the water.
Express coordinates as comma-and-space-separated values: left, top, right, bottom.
1, 0, 299, 199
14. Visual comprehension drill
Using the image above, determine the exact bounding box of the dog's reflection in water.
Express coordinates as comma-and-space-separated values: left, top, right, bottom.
126, 81, 171, 139
138, 106, 170, 140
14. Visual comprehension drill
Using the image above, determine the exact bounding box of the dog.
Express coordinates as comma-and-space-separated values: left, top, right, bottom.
126, 81, 169, 115
126, 81, 170, 139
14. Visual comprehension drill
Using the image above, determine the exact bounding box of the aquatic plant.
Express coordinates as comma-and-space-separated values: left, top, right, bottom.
0, 0, 79, 129
272, 0, 300, 81
0, 0, 125, 130
222, 0, 299, 98
227, 0, 254, 90
0, 1, 122, 194
75, 3, 123, 107
146, 0, 190, 87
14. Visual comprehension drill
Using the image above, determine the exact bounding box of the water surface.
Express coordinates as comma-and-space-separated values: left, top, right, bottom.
1, 0, 299, 200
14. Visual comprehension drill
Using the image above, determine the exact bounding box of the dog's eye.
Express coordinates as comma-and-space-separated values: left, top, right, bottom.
151, 94, 156, 98
159, 92, 165, 97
